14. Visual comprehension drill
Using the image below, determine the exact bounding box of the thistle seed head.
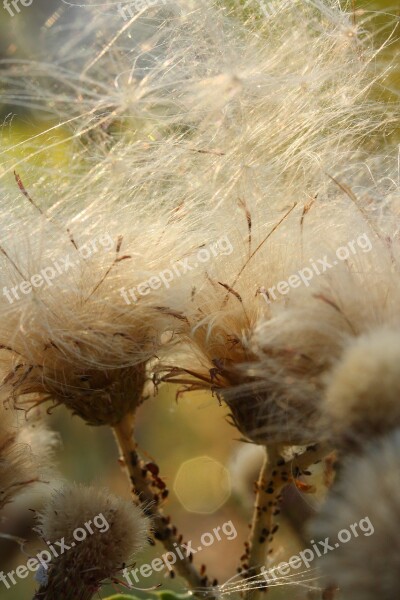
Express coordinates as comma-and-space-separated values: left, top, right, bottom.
36, 484, 149, 598
0, 189, 198, 426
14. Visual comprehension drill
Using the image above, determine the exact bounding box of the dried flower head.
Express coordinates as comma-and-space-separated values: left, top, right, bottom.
0, 180, 199, 426
154, 205, 291, 442
35, 483, 149, 599
156, 202, 325, 445
311, 430, 400, 600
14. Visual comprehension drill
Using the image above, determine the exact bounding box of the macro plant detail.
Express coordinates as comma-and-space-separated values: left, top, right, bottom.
0, 1, 399, 600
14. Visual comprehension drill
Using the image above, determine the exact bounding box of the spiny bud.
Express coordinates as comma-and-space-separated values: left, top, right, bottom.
35, 484, 149, 600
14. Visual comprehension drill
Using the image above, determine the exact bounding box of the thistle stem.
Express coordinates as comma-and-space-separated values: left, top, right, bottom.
243, 444, 332, 600
112, 412, 209, 596
243, 445, 278, 600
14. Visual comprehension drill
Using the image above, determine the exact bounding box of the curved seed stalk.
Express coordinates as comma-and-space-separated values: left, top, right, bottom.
243, 444, 332, 600
113, 413, 211, 596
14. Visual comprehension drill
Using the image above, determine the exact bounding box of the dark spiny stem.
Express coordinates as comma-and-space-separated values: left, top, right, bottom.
113, 413, 213, 598
243, 444, 332, 600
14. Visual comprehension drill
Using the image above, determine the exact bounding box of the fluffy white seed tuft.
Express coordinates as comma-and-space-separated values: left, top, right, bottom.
322, 328, 400, 444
